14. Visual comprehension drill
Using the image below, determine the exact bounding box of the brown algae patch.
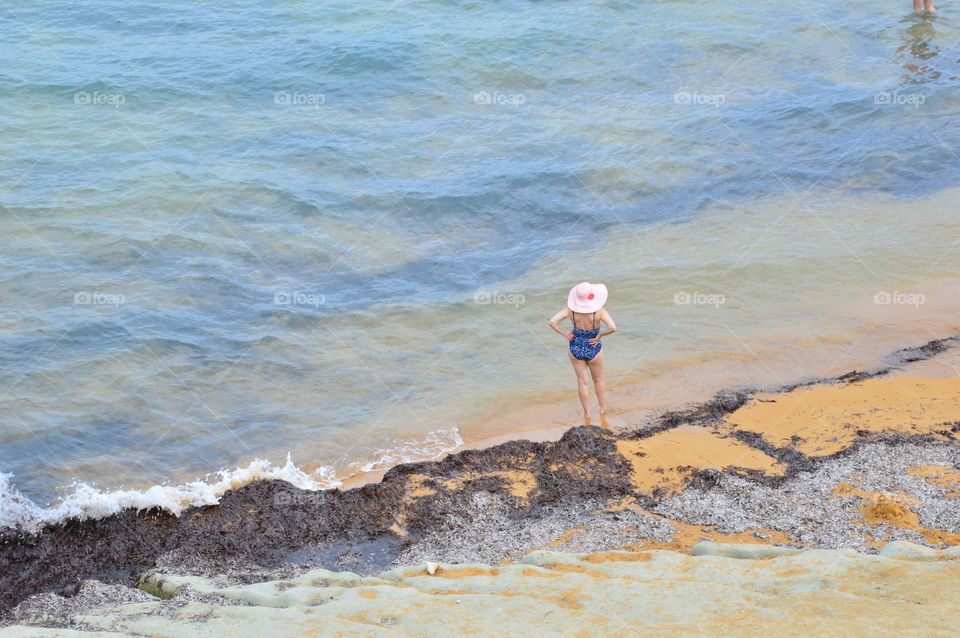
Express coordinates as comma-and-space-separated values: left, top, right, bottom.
721, 376, 960, 456
615, 425, 785, 497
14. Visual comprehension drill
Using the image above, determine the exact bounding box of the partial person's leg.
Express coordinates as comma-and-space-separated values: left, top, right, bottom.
569, 352, 592, 423
587, 351, 607, 416
914, 0, 924, 12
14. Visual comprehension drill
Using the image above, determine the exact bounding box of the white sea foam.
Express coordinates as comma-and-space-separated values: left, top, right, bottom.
1, 429, 465, 534
350, 427, 463, 475
0, 455, 341, 534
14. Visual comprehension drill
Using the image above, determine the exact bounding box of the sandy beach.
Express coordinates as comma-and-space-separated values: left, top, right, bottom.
3, 335, 960, 636
4, 0, 959, 634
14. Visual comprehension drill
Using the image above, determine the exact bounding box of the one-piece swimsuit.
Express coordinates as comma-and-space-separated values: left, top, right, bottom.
569, 311, 601, 361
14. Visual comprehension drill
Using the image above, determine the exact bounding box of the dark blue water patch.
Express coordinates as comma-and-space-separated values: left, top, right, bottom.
0, 416, 157, 503
2, 1, 254, 39
0, 320, 132, 367
124, 315, 276, 361
285, 39, 423, 78
6, 9, 958, 208
228, 180, 346, 220
0, 413, 284, 504
2, 417, 140, 464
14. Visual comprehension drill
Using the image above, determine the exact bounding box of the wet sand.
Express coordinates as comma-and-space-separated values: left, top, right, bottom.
341, 327, 960, 491
337, 288, 960, 492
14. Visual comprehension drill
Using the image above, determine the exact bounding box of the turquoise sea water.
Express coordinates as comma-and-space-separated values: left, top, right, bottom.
1, 1, 959, 522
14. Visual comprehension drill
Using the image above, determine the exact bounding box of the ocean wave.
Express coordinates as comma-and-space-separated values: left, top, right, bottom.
348, 427, 464, 475
0, 456, 341, 535
1, 428, 463, 534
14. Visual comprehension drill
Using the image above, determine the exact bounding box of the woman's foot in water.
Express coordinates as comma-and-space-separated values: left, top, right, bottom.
583, 412, 592, 425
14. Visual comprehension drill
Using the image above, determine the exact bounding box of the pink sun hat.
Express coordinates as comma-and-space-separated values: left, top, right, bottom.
567, 281, 608, 313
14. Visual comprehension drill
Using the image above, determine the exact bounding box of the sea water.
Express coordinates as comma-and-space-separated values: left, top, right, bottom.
1, 0, 959, 527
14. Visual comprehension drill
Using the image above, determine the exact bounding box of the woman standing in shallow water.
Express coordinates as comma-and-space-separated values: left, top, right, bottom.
548, 282, 617, 425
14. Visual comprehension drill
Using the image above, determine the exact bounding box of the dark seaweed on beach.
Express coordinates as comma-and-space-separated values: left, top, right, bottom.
1, 336, 958, 620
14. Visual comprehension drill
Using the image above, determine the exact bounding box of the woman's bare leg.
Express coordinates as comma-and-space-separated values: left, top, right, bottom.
587, 351, 607, 415
569, 352, 592, 423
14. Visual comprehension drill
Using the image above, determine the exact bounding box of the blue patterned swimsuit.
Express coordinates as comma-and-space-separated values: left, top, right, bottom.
569, 311, 602, 361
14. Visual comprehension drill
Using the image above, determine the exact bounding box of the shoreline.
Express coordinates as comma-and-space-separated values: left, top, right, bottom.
8, 276, 960, 515
3, 335, 960, 623
338, 325, 960, 491
338, 425, 572, 491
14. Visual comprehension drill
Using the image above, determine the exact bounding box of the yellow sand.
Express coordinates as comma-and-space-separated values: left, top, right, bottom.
720, 376, 960, 456
406, 469, 538, 501
387, 371, 960, 549
615, 425, 785, 497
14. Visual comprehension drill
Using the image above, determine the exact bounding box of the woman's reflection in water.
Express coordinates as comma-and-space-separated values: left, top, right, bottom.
896, 15, 941, 85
